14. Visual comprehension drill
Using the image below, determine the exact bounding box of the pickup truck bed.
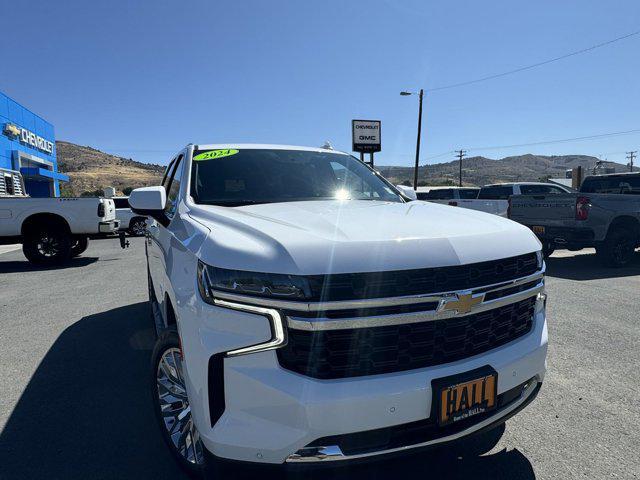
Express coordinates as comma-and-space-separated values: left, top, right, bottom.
509, 192, 640, 266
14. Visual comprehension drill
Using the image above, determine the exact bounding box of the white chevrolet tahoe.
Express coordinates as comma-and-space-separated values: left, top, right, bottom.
130, 144, 548, 476
0, 168, 119, 264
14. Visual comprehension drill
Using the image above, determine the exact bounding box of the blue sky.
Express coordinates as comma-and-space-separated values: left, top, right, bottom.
1, 0, 639, 166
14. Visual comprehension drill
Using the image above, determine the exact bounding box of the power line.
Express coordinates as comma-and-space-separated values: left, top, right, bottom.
427, 29, 640, 92
465, 128, 640, 153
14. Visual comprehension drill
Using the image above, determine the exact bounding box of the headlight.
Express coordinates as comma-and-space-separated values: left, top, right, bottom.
536, 250, 544, 270
198, 261, 312, 302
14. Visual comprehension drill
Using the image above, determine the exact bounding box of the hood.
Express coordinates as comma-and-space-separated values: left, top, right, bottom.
189, 200, 541, 275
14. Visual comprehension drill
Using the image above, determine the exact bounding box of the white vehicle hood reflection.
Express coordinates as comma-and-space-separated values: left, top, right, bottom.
189, 200, 541, 275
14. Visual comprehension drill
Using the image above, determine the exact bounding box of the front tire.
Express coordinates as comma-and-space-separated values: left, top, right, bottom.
129, 218, 147, 236
22, 226, 72, 265
71, 236, 90, 257
151, 332, 205, 477
596, 227, 637, 267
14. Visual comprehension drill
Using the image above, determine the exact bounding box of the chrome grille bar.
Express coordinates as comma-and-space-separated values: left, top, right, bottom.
286, 281, 544, 331
209, 269, 544, 313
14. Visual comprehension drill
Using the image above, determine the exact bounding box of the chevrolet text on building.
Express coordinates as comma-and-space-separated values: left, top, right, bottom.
1, 91, 67, 197
4, 123, 54, 154
129, 143, 547, 475
25, 126, 53, 154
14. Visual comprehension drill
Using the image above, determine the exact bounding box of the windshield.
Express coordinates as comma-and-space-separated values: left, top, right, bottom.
190, 148, 402, 206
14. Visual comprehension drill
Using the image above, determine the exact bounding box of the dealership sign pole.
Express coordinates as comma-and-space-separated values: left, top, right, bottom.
352, 120, 381, 167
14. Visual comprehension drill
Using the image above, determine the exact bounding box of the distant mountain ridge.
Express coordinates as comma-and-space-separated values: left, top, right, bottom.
377, 154, 637, 186
56, 141, 165, 196
55, 140, 636, 196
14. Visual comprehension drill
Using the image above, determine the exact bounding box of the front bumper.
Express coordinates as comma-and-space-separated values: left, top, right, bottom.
183, 294, 548, 465
98, 220, 119, 233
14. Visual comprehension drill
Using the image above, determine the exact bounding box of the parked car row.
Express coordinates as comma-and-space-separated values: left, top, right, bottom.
410, 182, 572, 217
400, 173, 640, 267
4, 143, 636, 476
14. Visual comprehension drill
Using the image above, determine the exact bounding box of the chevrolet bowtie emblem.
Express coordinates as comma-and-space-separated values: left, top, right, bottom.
439, 292, 485, 315
3, 123, 20, 137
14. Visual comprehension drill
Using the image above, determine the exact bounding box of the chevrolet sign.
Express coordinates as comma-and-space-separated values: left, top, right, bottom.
3, 123, 54, 155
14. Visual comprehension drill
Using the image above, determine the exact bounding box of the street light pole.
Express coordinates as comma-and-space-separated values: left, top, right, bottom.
413, 89, 424, 190
401, 89, 425, 190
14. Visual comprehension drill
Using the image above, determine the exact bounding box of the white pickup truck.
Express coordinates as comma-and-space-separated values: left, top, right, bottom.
129, 144, 547, 475
0, 168, 119, 264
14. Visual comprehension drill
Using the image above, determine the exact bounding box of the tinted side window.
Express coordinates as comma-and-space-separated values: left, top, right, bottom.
416, 192, 429, 200
581, 176, 640, 194
459, 189, 479, 199
113, 198, 129, 209
165, 155, 184, 217
426, 189, 454, 200
478, 186, 513, 200
520, 185, 546, 195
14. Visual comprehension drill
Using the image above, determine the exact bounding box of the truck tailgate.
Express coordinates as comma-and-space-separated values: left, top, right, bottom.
509, 194, 577, 224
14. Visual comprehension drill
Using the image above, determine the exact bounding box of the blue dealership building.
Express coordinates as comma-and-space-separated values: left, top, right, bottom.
0, 91, 68, 197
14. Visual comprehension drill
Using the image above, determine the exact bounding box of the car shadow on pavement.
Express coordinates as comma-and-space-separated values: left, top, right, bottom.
545, 251, 640, 281
0, 302, 536, 480
0, 256, 99, 274
0, 302, 187, 480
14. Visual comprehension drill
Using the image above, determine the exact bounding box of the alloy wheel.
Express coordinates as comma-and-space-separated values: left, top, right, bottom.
613, 239, 632, 265
37, 234, 60, 257
156, 347, 204, 465
132, 220, 147, 236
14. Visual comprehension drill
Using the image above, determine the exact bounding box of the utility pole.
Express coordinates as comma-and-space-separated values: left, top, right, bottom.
627, 151, 637, 172
456, 150, 466, 187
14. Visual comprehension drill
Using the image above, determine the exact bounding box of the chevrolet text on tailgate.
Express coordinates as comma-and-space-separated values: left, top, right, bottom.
130, 144, 548, 475
509, 172, 640, 266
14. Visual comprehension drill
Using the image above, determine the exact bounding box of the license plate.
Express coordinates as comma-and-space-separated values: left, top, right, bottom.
532, 225, 545, 235
436, 372, 497, 426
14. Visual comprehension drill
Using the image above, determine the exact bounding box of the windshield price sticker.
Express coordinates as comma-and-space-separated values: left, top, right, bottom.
194, 149, 239, 161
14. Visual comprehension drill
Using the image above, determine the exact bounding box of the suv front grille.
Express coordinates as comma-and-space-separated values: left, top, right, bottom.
278, 296, 536, 379
304, 253, 538, 301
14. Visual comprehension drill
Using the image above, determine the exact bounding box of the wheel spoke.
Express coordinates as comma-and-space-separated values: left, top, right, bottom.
156, 347, 204, 466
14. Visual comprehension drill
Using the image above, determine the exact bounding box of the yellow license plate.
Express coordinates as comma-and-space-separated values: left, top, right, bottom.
438, 373, 497, 426
532, 225, 545, 235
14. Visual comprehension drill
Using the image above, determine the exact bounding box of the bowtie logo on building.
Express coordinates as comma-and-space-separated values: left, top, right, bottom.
3, 123, 20, 138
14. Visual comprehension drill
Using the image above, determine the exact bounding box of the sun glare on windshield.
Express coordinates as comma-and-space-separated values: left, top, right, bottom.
334, 189, 350, 200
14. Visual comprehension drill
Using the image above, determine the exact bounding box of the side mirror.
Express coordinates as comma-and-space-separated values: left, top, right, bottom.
396, 185, 417, 201
129, 186, 168, 226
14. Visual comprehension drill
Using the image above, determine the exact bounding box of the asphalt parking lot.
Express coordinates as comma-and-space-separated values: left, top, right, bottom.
0, 238, 639, 479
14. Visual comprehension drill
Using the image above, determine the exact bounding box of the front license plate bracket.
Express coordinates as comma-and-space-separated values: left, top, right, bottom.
431, 366, 498, 427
